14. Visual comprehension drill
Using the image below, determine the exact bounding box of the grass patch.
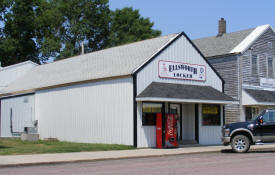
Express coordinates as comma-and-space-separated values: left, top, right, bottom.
0, 138, 135, 155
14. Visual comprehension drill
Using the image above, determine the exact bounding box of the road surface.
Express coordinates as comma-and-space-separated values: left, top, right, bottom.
1, 149, 275, 175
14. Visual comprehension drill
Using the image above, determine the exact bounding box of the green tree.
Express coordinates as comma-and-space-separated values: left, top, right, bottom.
0, 0, 111, 65
54, 0, 110, 60
108, 7, 161, 47
0, 0, 39, 66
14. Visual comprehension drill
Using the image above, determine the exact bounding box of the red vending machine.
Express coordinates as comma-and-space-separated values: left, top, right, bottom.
156, 113, 163, 148
156, 113, 178, 148
164, 114, 178, 148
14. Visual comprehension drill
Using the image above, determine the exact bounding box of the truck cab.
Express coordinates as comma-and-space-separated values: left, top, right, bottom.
222, 109, 275, 153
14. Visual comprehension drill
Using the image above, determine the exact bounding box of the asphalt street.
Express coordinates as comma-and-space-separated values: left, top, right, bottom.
1, 149, 275, 175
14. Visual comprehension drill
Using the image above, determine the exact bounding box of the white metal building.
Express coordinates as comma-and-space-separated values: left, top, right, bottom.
0, 61, 37, 137
0, 32, 237, 147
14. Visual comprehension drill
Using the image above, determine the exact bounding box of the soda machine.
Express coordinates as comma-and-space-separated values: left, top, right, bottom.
156, 113, 178, 148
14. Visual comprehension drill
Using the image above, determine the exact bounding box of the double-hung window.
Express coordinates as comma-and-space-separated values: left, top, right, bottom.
267, 56, 273, 78
251, 54, 258, 76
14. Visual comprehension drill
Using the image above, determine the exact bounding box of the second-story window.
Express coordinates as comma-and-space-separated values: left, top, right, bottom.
267, 56, 273, 78
251, 54, 258, 76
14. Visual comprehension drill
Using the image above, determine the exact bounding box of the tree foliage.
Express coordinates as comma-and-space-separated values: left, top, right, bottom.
0, 1, 161, 66
54, 0, 110, 60
0, 0, 40, 66
108, 7, 161, 47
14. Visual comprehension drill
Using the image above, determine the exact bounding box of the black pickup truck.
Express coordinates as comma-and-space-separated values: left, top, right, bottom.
222, 109, 275, 153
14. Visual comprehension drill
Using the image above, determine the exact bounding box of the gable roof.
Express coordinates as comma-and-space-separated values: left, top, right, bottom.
193, 28, 254, 57
0, 34, 179, 96
193, 24, 273, 58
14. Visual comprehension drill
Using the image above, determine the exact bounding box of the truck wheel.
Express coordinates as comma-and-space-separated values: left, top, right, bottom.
231, 135, 250, 153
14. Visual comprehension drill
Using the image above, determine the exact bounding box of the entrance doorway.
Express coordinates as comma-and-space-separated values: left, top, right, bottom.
169, 103, 197, 145
182, 104, 196, 144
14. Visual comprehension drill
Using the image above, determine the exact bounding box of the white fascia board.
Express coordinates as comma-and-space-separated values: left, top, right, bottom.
136, 97, 239, 105
230, 24, 271, 54
131, 33, 181, 74
243, 102, 275, 106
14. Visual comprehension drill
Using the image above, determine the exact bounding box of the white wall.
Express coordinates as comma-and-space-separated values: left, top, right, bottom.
137, 101, 157, 147
199, 104, 223, 145
0, 94, 35, 137
36, 77, 134, 145
0, 61, 36, 91
136, 35, 223, 95
136, 35, 223, 147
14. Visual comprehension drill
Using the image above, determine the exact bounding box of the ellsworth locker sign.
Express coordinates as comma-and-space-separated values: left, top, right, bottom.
158, 60, 206, 81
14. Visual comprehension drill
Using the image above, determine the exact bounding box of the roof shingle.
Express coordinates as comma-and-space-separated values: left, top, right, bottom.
193, 28, 254, 57
1, 34, 178, 95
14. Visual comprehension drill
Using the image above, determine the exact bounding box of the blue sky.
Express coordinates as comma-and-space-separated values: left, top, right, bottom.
109, 0, 275, 39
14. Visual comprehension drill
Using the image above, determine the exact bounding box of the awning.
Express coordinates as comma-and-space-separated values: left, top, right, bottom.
136, 82, 238, 104
243, 89, 275, 106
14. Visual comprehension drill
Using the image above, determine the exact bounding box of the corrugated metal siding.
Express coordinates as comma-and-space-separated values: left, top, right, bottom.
136, 35, 223, 147
36, 77, 133, 145
136, 102, 156, 148
209, 56, 241, 124
199, 104, 223, 145
0, 62, 36, 91
0, 94, 35, 137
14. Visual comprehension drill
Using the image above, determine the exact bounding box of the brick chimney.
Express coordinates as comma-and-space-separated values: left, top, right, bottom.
217, 18, 226, 36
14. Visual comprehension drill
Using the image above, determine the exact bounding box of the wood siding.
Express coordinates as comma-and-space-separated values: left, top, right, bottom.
208, 56, 240, 124
242, 28, 275, 86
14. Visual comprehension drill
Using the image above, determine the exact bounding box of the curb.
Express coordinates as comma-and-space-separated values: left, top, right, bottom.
0, 149, 222, 168
1, 146, 275, 168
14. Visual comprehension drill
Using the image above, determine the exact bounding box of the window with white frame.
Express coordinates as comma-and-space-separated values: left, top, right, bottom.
251, 54, 258, 76
267, 42, 272, 49
267, 56, 273, 78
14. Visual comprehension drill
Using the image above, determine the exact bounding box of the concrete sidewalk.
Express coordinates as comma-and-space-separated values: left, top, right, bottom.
1, 144, 275, 167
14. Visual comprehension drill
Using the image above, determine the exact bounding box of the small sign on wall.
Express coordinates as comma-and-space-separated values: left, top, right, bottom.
158, 60, 206, 81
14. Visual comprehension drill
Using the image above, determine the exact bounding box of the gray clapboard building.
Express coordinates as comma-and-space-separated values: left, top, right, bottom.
194, 18, 275, 124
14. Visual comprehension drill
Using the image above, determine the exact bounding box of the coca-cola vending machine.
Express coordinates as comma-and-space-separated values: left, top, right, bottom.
156, 113, 178, 148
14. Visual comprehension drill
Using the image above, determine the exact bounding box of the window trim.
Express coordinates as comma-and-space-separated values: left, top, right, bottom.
250, 54, 259, 76
267, 41, 272, 49
267, 55, 274, 78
